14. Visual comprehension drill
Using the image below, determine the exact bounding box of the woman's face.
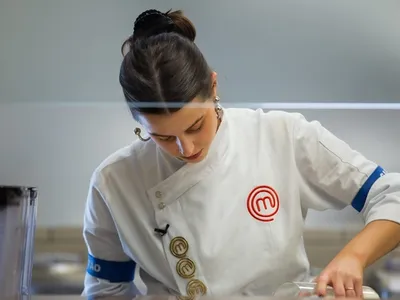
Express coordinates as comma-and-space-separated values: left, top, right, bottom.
138, 96, 219, 163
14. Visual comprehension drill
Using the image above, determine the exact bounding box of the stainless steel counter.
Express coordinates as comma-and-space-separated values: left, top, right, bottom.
29, 296, 400, 300
31, 295, 304, 300
29, 297, 393, 300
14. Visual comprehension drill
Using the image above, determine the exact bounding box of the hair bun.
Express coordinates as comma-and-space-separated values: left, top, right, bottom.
133, 9, 176, 39
133, 9, 196, 42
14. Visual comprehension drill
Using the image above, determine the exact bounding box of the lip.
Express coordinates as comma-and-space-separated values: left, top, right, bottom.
183, 149, 203, 160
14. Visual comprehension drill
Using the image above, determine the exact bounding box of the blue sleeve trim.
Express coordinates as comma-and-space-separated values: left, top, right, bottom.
351, 166, 386, 212
86, 254, 136, 283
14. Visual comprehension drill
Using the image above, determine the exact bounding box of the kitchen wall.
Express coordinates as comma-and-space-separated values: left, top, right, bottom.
1, 0, 399, 230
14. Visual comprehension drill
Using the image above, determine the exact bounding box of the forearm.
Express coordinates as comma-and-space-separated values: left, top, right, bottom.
338, 219, 400, 268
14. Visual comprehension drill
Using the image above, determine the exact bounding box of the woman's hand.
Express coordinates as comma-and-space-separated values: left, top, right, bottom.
315, 252, 365, 298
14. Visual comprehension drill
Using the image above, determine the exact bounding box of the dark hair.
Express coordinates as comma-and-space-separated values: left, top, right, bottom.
119, 9, 213, 119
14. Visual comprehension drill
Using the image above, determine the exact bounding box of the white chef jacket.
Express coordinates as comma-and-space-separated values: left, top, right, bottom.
82, 108, 400, 298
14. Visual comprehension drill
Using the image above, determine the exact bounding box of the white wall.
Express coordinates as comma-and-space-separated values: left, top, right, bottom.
1, 0, 399, 228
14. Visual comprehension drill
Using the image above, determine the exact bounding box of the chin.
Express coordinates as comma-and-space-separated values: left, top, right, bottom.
187, 156, 205, 164
183, 149, 208, 163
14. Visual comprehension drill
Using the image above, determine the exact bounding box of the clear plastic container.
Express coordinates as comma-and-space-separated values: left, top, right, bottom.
273, 282, 380, 299
0, 186, 38, 300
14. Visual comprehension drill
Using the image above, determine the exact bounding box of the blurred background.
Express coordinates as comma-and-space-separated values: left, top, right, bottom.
0, 0, 399, 297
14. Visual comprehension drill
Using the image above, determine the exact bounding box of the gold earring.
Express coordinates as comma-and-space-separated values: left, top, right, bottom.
134, 128, 150, 142
214, 96, 223, 120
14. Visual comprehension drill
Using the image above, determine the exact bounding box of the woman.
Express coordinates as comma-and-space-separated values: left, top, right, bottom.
82, 8, 400, 299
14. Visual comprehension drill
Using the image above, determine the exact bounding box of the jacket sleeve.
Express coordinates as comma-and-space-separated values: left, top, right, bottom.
81, 176, 143, 298
291, 113, 400, 225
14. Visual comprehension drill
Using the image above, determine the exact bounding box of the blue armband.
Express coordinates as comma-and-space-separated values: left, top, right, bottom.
351, 166, 386, 212
86, 254, 136, 283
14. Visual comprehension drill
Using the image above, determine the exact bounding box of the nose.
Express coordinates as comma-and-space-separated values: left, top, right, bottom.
176, 137, 195, 157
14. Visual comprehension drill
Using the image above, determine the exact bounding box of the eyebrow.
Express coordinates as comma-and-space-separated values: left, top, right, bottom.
149, 115, 205, 137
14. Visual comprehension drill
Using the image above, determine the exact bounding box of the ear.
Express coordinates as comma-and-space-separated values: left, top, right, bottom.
131, 110, 142, 124
211, 71, 218, 98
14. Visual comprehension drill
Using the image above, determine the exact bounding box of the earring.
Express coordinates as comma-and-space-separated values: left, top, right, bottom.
214, 96, 223, 120
134, 128, 150, 142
